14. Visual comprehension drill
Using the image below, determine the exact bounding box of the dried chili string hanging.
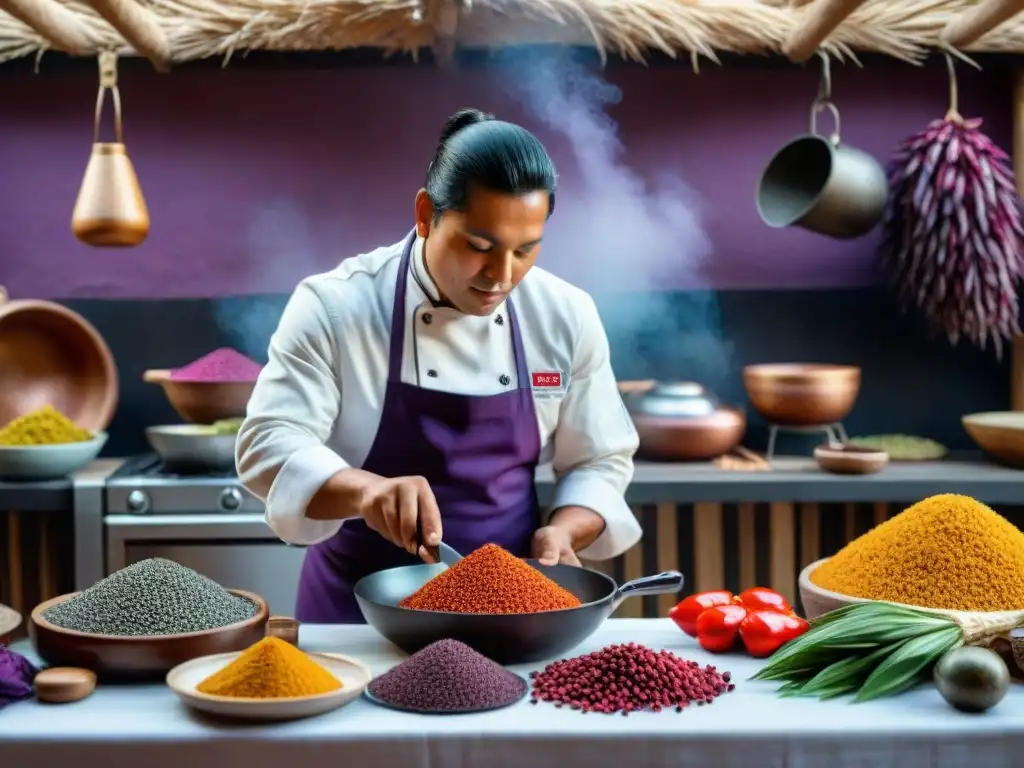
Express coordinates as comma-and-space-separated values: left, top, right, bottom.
880, 52, 1024, 356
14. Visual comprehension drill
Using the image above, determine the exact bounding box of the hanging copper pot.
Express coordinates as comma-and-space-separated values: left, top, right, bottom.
72, 52, 149, 248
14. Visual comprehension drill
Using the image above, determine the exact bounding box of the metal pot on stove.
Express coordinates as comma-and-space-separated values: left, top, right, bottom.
620, 381, 746, 461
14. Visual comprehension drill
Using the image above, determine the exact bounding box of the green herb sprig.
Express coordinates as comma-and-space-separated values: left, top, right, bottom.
752, 603, 963, 702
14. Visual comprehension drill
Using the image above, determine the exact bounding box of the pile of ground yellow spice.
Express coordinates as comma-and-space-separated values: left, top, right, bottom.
0, 406, 92, 446
195, 637, 342, 699
811, 493, 1024, 612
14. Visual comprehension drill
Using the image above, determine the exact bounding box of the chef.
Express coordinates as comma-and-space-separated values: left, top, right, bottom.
236, 107, 641, 624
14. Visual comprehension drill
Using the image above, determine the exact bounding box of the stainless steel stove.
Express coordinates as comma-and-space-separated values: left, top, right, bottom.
76, 455, 307, 616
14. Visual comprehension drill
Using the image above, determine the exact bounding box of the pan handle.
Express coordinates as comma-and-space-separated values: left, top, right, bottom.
610, 571, 685, 611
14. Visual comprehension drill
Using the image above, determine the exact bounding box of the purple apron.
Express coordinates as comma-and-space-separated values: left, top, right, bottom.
294, 231, 542, 623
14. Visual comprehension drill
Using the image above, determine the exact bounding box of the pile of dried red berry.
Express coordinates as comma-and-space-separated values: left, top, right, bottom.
529, 642, 734, 715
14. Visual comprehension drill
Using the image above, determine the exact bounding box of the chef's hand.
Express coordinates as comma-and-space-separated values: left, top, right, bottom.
359, 475, 443, 562
532, 526, 582, 567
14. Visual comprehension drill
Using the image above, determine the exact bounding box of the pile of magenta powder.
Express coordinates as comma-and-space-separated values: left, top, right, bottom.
530, 643, 734, 715
367, 639, 527, 713
169, 348, 263, 382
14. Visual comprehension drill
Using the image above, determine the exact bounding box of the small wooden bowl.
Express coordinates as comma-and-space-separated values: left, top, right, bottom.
144, 369, 255, 425
634, 407, 747, 461
813, 443, 889, 475
963, 412, 1024, 469
30, 589, 269, 681
0, 287, 119, 432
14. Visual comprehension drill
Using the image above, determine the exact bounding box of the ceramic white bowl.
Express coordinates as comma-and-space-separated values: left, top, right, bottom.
166, 650, 372, 721
0, 432, 107, 481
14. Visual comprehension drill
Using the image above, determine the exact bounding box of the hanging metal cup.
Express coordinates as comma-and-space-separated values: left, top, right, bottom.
756, 101, 888, 239
72, 52, 150, 248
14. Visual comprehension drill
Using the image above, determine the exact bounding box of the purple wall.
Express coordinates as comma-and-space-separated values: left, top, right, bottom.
0, 61, 1009, 300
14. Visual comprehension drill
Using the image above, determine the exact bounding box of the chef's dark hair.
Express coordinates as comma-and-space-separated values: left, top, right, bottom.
425, 108, 557, 220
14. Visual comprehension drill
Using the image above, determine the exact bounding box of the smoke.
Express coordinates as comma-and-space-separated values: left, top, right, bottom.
210, 200, 322, 362
497, 50, 733, 386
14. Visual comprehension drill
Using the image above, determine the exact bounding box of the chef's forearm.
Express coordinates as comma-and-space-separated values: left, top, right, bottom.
306, 468, 382, 521
548, 505, 606, 551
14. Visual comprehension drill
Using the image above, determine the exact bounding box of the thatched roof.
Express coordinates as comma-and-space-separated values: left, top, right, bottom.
1, 0, 1022, 69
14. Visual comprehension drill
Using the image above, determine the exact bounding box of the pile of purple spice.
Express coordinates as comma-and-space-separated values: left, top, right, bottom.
530, 642, 734, 715
367, 639, 527, 713
169, 348, 263, 383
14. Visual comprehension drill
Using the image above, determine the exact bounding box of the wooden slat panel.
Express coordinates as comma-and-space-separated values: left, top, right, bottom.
799, 502, 820, 567
693, 502, 724, 592
656, 503, 679, 616
737, 502, 756, 590
769, 502, 796, 606
616, 506, 645, 618
873, 502, 889, 527
843, 503, 856, 544
6, 511, 23, 615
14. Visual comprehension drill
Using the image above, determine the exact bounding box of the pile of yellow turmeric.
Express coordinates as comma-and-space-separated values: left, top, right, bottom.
196, 637, 342, 699
0, 406, 92, 446
811, 493, 1024, 612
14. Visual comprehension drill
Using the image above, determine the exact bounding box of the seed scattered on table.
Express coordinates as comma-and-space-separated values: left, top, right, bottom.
399, 543, 581, 614
530, 643, 734, 714
43, 558, 258, 636
367, 639, 526, 712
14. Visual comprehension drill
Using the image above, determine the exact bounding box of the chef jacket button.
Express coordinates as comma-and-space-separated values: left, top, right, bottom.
422, 313, 433, 325
499, 374, 511, 386
494, 314, 504, 326
427, 369, 438, 378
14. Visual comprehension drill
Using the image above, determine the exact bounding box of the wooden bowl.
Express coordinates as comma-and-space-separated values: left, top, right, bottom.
30, 589, 269, 681
0, 286, 118, 432
743, 364, 860, 426
0, 602, 21, 645
799, 559, 1024, 625
144, 369, 255, 424
813, 443, 889, 475
634, 407, 746, 461
963, 412, 1024, 469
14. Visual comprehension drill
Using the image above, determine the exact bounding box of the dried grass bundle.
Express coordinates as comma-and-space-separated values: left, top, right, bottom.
2, 0, 1024, 66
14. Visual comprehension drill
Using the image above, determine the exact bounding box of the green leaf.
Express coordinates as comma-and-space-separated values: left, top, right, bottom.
854, 627, 963, 702
799, 641, 907, 698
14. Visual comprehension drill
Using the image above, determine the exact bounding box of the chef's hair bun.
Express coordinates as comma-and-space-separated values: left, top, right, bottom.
439, 108, 494, 145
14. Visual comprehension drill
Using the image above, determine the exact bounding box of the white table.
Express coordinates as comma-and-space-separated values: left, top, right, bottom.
3, 619, 1023, 767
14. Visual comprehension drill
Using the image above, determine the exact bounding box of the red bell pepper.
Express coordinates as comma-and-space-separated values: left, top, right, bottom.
738, 609, 810, 657
668, 590, 734, 637
695, 604, 748, 653
736, 587, 793, 616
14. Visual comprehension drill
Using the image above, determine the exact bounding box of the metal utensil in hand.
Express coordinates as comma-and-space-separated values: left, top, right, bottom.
416, 518, 462, 567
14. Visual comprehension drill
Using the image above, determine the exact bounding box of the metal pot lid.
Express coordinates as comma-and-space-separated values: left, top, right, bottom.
627, 381, 721, 418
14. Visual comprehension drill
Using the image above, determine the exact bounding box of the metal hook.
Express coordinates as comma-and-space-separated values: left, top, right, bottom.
815, 50, 832, 103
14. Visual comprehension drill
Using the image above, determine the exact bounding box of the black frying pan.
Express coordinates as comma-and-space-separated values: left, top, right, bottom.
353, 562, 684, 664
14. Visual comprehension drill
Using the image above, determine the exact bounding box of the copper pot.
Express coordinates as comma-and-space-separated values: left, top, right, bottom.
743, 364, 860, 426
0, 286, 119, 432
624, 381, 746, 461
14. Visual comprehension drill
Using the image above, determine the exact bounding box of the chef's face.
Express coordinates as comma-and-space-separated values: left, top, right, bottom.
415, 186, 548, 316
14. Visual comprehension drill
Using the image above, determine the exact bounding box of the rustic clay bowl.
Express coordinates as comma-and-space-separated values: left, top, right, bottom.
0, 286, 118, 432
144, 369, 255, 425
30, 589, 268, 681
0, 602, 21, 645
813, 443, 889, 475
962, 412, 1024, 469
634, 407, 746, 461
743, 364, 860, 426
799, 559, 1024, 624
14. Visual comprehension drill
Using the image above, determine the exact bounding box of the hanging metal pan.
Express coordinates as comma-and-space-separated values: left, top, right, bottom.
757, 101, 888, 239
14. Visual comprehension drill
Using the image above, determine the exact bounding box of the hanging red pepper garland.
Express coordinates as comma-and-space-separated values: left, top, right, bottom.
880, 54, 1024, 356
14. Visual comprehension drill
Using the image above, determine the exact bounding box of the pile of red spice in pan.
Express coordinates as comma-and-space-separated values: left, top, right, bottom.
399, 543, 582, 614
530, 643, 734, 715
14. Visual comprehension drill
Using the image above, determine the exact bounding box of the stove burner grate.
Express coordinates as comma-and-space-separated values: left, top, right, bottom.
111, 453, 238, 480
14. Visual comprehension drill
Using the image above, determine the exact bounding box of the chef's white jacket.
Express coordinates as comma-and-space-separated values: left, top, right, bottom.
236, 234, 641, 561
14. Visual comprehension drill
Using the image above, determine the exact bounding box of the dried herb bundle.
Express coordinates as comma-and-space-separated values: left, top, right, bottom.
880, 60, 1024, 357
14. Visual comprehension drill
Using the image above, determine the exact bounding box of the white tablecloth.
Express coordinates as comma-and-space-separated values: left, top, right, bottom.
3, 619, 1022, 768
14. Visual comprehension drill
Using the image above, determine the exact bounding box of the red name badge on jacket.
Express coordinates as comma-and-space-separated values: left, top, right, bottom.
531, 370, 567, 400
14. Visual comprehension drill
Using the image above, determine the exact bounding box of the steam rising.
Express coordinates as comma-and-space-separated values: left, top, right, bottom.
497, 50, 732, 385
215, 52, 732, 387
